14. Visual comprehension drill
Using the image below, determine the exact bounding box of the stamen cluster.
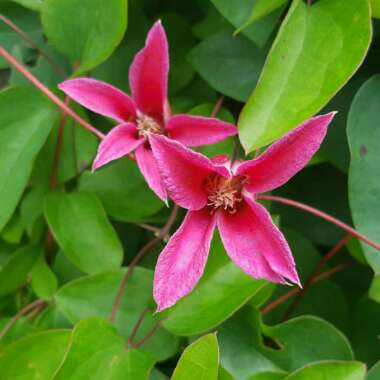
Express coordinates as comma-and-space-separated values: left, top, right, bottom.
137, 114, 164, 138
204, 173, 244, 214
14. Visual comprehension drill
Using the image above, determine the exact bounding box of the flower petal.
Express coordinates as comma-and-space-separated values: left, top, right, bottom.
237, 112, 336, 193
166, 114, 237, 147
149, 134, 228, 210
135, 144, 167, 202
59, 78, 136, 123
129, 20, 169, 120
154, 209, 216, 311
217, 197, 300, 285
92, 124, 143, 171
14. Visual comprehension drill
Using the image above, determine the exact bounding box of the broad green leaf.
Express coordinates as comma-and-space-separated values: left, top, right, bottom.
54, 317, 126, 379
283, 361, 366, 380
44, 192, 123, 274
79, 160, 163, 223
369, 274, 380, 303
0, 86, 58, 230
32, 256, 58, 300
55, 268, 179, 361
0, 3, 43, 68
371, 0, 380, 18
1, 212, 24, 244
0, 245, 41, 296
0, 317, 34, 347
238, 0, 372, 153
67, 347, 154, 380
10, 0, 43, 11
172, 334, 219, 380
367, 361, 380, 380
240, 0, 289, 26
188, 29, 266, 101
0, 330, 70, 379
348, 75, 380, 273
210, 0, 284, 47
249, 373, 287, 380
41, 0, 128, 74
219, 308, 353, 379
158, 234, 270, 336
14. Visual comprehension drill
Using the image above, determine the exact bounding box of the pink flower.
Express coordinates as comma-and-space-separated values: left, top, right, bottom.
58, 21, 237, 201
149, 112, 336, 311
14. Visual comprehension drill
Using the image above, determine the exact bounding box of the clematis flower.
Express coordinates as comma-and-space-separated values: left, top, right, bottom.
149, 112, 336, 311
58, 21, 236, 201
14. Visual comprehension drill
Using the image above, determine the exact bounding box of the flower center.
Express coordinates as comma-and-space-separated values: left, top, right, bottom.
136, 114, 164, 138
204, 173, 245, 214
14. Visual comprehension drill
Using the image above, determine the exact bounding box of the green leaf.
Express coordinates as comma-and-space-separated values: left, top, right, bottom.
32, 256, 58, 300
79, 160, 163, 223
348, 75, 380, 273
283, 361, 366, 380
0, 3, 43, 68
44, 192, 123, 274
219, 308, 353, 379
50, 317, 154, 379
210, 0, 284, 47
371, 0, 380, 18
158, 234, 270, 336
0, 245, 41, 296
367, 361, 380, 380
172, 334, 219, 380
0, 86, 58, 231
55, 268, 179, 361
188, 29, 266, 101
248, 372, 287, 380
41, 0, 128, 74
0, 330, 71, 379
238, 0, 372, 153
10, 0, 43, 11
240, 0, 289, 26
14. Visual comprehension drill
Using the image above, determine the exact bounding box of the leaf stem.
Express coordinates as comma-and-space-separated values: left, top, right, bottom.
0, 299, 46, 340
128, 321, 161, 349
0, 14, 67, 77
282, 234, 352, 320
0, 47, 104, 140
261, 263, 348, 315
257, 194, 380, 252
127, 307, 150, 346
110, 205, 179, 323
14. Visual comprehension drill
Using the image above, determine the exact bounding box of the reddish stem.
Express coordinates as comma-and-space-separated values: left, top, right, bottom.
0, 47, 104, 140
257, 195, 380, 252
110, 205, 179, 323
128, 321, 161, 349
261, 263, 348, 315
0, 299, 46, 340
282, 234, 352, 320
128, 307, 150, 346
0, 14, 67, 77
210, 95, 225, 118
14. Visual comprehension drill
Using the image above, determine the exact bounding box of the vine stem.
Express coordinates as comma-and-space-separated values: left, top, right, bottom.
210, 95, 225, 118
0, 299, 46, 340
128, 321, 161, 349
261, 263, 348, 315
128, 307, 150, 346
0, 14, 67, 77
282, 234, 352, 320
0, 47, 104, 140
257, 195, 380, 252
110, 205, 179, 323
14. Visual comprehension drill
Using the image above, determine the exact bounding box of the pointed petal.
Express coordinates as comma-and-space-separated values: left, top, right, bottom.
129, 20, 169, 120
237, 112, 336, 193
166, 114, 237, 147
92, 124, 143, 171
59, 78, 136, 123
149, 134, 228, 210
217, 197, 300, 285
135, 144, 167, 202
154, 209, 216, 311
